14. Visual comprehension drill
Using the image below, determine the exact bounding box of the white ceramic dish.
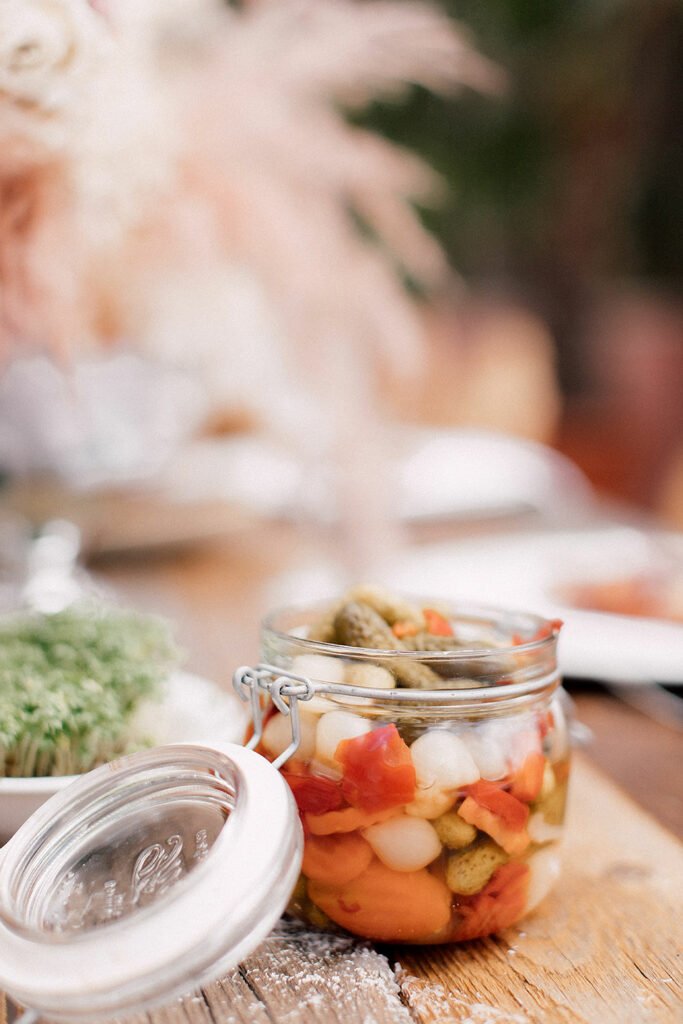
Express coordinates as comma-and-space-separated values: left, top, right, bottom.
390, 526, 683, 685
0, 671, 247, 844
157, 428, 593, 524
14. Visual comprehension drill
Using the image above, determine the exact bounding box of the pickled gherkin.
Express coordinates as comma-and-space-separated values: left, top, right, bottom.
434, 810, 478, 850
446, 839, 509, 896
346, 585, 425, 629
391, 657, 443, 690
334, 601, 402, 651
333, 601, 447, 689
401, 633, 467, 653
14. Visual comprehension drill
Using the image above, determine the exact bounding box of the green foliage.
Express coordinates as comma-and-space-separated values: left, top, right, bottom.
0, 607, 179, 777
354, 0, 682, 287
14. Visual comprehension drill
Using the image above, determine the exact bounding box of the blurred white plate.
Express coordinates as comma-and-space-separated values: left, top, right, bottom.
0, 671, 247, 844
393, 428, 593, 522
160, 429, 594, 525
390, 526, 683, 685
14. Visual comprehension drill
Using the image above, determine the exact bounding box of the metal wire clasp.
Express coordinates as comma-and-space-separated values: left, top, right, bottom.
232, 664, 315, 769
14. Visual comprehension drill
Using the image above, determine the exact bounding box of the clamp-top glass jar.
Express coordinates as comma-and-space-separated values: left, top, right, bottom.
236, 592, 569, 945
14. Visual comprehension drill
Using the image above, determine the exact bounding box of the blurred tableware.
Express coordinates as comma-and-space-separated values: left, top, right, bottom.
0, 671, 247, 844
390, 525, 683, 684
0, 353, 206, 489
21, 519, 83, 613
392, 427, 593, 523
146, 428, 595, 524
606, 683, 683, 732
2, 479, 249, 558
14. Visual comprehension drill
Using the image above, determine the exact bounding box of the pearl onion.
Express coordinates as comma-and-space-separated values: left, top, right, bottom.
508, 726, 542, 770
315, 711, 371, 767
344, 663, 395, 690
404, 784, 455, 820
410, 730, 480, 790
262, 710, 317, 761
363, 816, 442, 872
460, 723, 508, 780
292, 654, 346, 684
525, 847, 561, 913
289, 655, 345, 714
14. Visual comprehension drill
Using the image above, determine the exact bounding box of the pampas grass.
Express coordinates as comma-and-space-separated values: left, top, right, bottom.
0, 0, 500, 381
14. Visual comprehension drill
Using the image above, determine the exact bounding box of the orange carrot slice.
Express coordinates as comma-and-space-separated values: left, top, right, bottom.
306, 805, 400, 836
302, 832, 374, 887
308, 860, 452, 941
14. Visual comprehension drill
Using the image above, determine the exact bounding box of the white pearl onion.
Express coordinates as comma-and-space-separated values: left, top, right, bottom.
363, 816, 442, 872
315, 711, 371, 766
344, 663, 395, 690
410, 730, 480, 791
525, 847, 561, 913
404, 783, 456, 820
459, 723, 508, 780
290, 655, 346, 714
262, 710, 317, 761
292, 654, 346, 683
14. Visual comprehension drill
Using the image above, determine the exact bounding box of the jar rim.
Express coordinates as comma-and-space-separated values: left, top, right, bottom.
261, 598, 560, 663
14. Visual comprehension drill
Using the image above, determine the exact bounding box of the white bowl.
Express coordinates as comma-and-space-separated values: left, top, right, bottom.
0, 671, 248, 844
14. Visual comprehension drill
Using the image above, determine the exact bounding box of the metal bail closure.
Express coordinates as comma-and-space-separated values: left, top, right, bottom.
233, 665, 315, 769
0, 743, 302, 1022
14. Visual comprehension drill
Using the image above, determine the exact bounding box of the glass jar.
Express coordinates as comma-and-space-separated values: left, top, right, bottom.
251, 600, 568, 945
0, 743, 301, 1021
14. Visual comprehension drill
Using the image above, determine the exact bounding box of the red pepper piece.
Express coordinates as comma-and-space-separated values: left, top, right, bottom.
538, 709, 555, 739
336, 723, 416, 812
509, 752, 546, 803
283, 771, 344, 815
423, 608, 454, 636
453, 862, 530, 941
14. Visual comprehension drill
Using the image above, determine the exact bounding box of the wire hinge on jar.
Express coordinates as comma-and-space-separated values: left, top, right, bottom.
233, 665, 315, 769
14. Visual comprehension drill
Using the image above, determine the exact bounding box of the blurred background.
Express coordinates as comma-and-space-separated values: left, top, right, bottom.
0, 0, 681, 580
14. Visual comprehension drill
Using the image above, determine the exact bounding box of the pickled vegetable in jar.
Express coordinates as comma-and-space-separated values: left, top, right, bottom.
255, 588, 569, 944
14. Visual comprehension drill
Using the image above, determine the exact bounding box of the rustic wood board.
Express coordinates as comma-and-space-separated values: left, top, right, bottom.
4, 755, 681, 1024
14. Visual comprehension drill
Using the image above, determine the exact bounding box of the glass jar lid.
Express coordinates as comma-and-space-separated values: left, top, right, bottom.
0, 743, 301, 1022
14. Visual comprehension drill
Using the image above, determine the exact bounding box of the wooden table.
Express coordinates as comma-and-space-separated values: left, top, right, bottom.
5, 523, 682, 1023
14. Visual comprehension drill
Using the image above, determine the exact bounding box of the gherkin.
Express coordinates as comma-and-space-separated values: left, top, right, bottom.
391, 657, 442, 690
446, 839, 509, 896
333, 601, 402, 651
401, 633, 466, 653
333, 602, 442, 689
345, 585, 424, 629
